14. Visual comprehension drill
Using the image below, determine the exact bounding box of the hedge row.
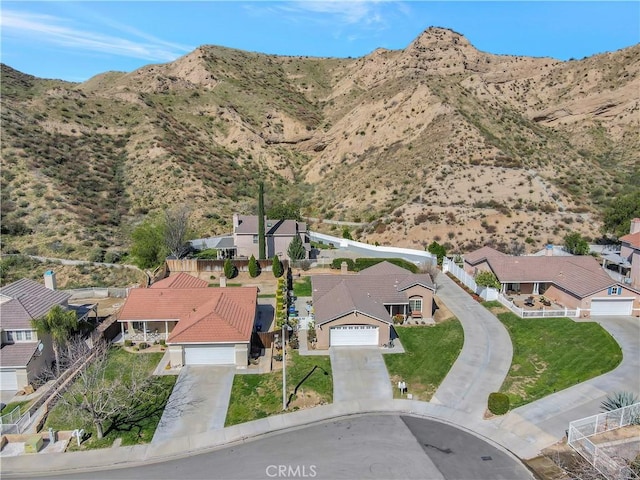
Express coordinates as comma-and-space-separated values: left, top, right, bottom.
330, 257, 419, 273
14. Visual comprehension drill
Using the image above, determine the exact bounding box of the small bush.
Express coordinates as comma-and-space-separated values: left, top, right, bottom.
124, 340, 133, 347
139, 342, 149, 350
159, 339, 166, 347
488, 392, 510, 415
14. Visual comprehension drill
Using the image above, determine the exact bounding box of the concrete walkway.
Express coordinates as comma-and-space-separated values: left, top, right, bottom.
152, 366, 235, 443
330, 347, 393, 402
430, 273, 513, 417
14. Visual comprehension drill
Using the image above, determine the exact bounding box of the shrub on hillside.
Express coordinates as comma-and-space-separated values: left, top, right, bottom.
488, 392, 510, 415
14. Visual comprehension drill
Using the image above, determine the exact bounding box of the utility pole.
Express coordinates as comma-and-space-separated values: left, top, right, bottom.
282, 322, 287, 410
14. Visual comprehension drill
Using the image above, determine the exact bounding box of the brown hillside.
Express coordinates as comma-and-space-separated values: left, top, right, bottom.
1, 27, 638, 259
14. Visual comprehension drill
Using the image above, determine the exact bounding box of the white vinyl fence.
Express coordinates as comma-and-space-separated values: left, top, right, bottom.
496, 293, 579, 318
568, 402, 640, 480
442, 258, 498, 301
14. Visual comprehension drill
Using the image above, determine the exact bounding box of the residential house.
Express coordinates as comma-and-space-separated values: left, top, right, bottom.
0, 273, 67, 392
464, 246, 640, 317
311, 261, 435, 349
117, 273, 258, 367
233, 214, 310, 261
620, 218, 640, 289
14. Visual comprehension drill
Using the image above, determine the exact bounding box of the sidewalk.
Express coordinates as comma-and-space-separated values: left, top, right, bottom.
430, 273, 513, 417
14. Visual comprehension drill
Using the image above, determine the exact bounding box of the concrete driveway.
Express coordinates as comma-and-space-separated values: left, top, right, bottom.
431, 272, 513, 417
330, 347, 392, 402
152, 366, 235, 443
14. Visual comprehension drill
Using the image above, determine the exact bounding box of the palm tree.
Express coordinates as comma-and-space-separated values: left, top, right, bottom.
31, 305, 78, 377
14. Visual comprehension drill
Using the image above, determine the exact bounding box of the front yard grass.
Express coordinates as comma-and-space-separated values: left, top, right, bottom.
293, 276, 312, 297
225, 350, 332, 426
384, 319, 464, 401
45, 347, 176, 449
488, 307, 623, 408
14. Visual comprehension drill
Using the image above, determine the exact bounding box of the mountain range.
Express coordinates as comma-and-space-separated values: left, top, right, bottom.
1, 27, 638, 260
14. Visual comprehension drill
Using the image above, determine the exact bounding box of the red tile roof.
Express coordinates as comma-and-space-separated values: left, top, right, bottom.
118, 287, 257, 344
150, 273, 209, 289
620, 231, 640, 249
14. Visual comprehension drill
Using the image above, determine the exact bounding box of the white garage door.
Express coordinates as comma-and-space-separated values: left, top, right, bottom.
591, 299, 633, 316
184, 345, 235, 365
0, 370, 18, 391
330, 325, 379, 346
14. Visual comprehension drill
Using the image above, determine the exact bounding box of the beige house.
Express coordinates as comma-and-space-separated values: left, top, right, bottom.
620, 218, 640, 289
312, 261, 435, 349
118, 273, 258, 367
233, 214, 310, 261
464, 247, 640, 317
0, 275, 65, 392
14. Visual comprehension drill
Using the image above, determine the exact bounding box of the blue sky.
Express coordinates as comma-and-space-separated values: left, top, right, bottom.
1, 1, 639, 82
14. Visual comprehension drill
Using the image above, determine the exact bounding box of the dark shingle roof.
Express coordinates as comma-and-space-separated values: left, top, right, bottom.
312, 262, 434, 326
0, 342, 39, 368
0, 278, 70, 329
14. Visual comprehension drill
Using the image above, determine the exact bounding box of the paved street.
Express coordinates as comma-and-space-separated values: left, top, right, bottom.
18, 415, 532, 480
152, 366, 235, 443
430, 273, 513, 417
330, 347, 392, 402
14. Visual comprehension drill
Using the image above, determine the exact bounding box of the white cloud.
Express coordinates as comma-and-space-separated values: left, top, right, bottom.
1, 10, 193, 62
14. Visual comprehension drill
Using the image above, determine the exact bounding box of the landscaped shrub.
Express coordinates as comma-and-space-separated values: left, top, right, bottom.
139, 342, 149, 350
248, 254, 259, 278
272, 255, 283, 278
124, 339, 133, 347
330, 258, 356, 270
488, 392, 510, 415
159, 339, 166, 347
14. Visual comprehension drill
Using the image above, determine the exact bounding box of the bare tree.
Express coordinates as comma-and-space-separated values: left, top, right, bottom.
55, 341, 167, 439
164, 206, 192, 259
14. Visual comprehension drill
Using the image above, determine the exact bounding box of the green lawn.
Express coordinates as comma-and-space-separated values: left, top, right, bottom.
45, 347, 176, 449
293, 276, 312, 297
225, 351, 332, 426
384, 320, 464, 401
1, 400, 32, 416
491, 309, 622, 408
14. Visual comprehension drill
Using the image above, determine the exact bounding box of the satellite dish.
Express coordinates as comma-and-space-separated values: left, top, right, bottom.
38, 342, 44, 352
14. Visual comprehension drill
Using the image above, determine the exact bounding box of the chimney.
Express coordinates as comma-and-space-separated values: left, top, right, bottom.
44, 270, 57, 290
341, 261, 348, 274
631, 218, 640, 235
545, 245, 553, 257
233, 213, 240, 231
220, 276, 227, 288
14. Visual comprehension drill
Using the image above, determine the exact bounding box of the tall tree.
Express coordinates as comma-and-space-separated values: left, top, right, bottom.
130, 218, 166, 269
287, 234, 306, 261
31, 305, 78, 376
272, 255, 283, 278
564, 231, 589, 255
164, 206, 193, 259
427, 241, 447, 265
602, 191, 640, 239
267, 202, 301, 221
258, 182, 266, 259
248, 254, 259, 278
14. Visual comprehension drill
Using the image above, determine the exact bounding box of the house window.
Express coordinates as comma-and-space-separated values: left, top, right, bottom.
409, 298, 423, 313
609, 286, 621, 295
6, 330, 33, 342
252, 235, 258, 244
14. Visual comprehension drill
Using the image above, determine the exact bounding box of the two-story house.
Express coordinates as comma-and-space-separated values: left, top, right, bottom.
0, 273, 67, 393
232, 214, 310, 261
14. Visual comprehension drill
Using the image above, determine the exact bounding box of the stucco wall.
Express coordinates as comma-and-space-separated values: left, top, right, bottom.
402, 285, 434, 318
235, 343, 248, 367
235, 234, 258, 259
168, 345, 183, 368
315, 313, 390, 350
545, 285, 639, 317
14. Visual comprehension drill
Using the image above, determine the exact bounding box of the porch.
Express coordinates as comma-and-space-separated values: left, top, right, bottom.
118, 320, 175, 344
